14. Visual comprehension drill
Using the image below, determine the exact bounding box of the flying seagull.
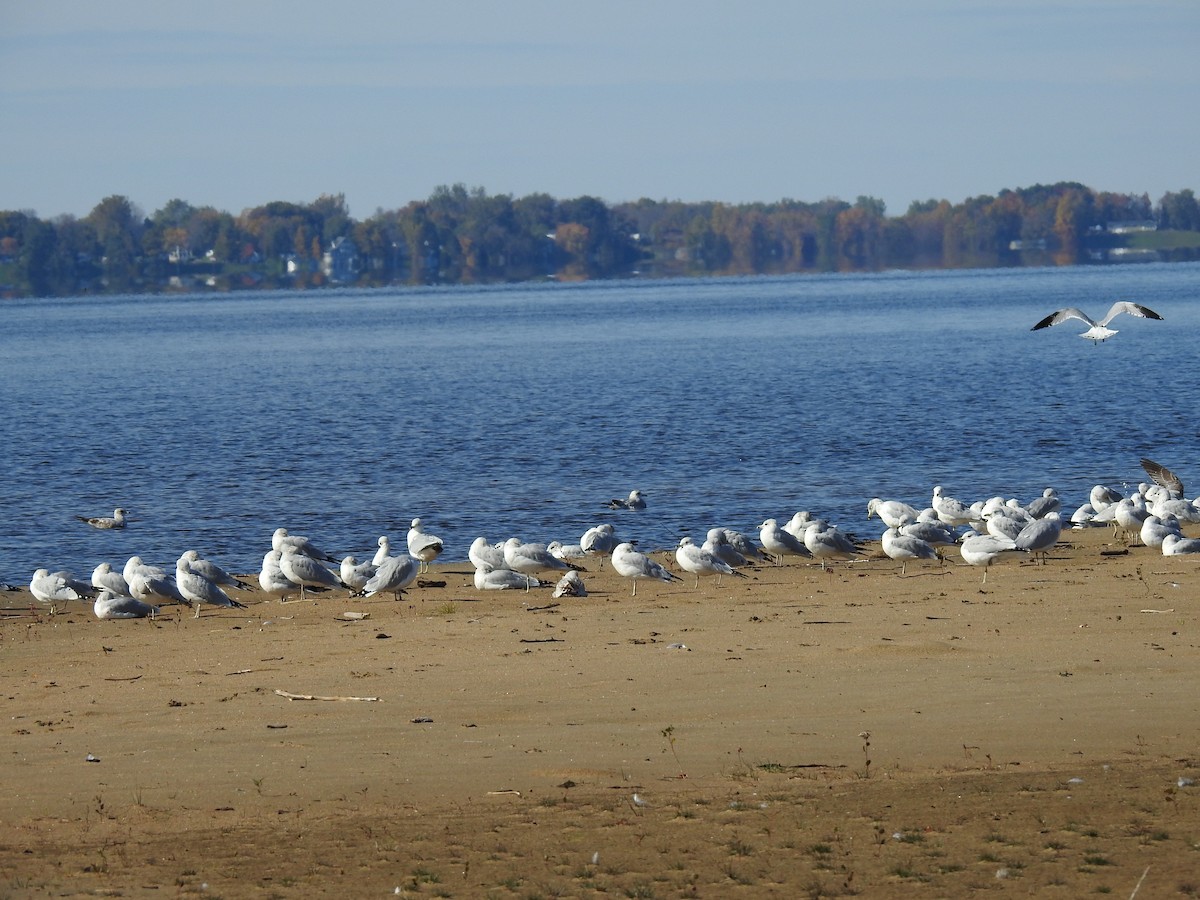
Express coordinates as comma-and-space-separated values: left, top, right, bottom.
1031, 301, 1162, 343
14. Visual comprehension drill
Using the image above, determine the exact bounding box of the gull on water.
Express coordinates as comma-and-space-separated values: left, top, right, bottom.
94, 590, 158, 620
611, 542, 681, 596
361, 554, 418, 600
606, 490, 647, 510
175, 555, 247, 618
1031, 301, 1163, 343
407, 518, 444, 573
675, 536, 745, 587
76, 508, 128, 529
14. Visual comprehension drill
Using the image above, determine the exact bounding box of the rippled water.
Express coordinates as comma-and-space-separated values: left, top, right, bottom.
3, 262, 1198, 582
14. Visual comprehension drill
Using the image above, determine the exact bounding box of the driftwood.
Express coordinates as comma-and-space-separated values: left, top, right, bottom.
274, 689, 380, 702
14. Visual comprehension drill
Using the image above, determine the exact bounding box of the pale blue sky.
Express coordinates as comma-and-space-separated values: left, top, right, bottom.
1, 1, 1195, 220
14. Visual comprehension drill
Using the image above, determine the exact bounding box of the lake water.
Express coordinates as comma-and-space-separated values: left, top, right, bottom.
2, 262, 1198, 584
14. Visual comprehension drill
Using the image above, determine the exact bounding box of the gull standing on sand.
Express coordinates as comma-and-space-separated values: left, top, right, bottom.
91, 562, 131, 597
93, 591, 158, 620
175, 555, 247, 618
803, 522, 863, 571
867, 498, 920, 530
76, 507, 128, 529
278, 548, 344, 600
932, 486, 975, 528
129, 568, 188, 607
372, 535, 392, 566
1014, 512, 1063, 564
1024, 488, 1062, 520
406, 518, 444, 573
340, 556, 377, 594
258, 549, 301, 601
580, 524, 618, 568
361, 554, 418, 600
272, 528, 337, 562
181, 550, 252, 591
548, 540, 588, 563
675, 536, 745, 587
607, 490, 647, 510
703, 528, 752, 570
758, 518, 812, 566
611, 542, 681, 596
881, 527, 939, 575
503, 538, 583, 575
1031, 301, 1163, 343
469, 537, 508, 571
959, 534, 1022, 583
30, 569, 92, 613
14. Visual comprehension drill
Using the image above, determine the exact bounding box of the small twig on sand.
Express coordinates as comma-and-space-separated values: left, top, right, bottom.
274, 689, 380, 702
1129, 865, 1150, 899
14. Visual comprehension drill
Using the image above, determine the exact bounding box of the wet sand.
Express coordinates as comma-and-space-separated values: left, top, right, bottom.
2, 527, 1198, 897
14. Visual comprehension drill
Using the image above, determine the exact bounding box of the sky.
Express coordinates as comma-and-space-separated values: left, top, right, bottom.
1, 1, 1196, 221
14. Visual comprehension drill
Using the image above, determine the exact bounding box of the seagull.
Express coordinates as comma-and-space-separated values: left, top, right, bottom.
606, 490, 647, 510
503, 538, 583, 575
552, 570, 587, 598
406, 518, 444, 573
93, 590, 158, 620
340, 555, 377, 594
473, 564, 550, 592
361, 554, 418, 600
959, 534, 1022, 583
372, 535, 393, 566
91, 562, 131, 597
1162, 533, 1200, 556
469, 537, 508, 571
180, 550, 252, 591
1024, 488, 1061, 520
803, 522, 863, 571
272, 527, 337, 563
30, 569, 93, 613
580, 524, 618, 568
129, 568, 188, 607
175, 555, 247, 618
1014, 512, 1062, 564
76, 507, 128, 529
278, 548, 344, 601
675, 536, 745, 587
881, 527, 939, 575
123, 555, 167, 584
932, 486, 975, 528
258, 549, 304, 602
1031, 301, 1163, 342
758, 518, 812, 566
547, 540, 588, 563
866, 498, 920, 530
1140, 458, 1184, 496
702, 528, 753, 570
611, 542, 681, 596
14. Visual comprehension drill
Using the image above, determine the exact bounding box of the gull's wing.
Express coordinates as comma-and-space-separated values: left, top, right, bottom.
1098, 301, 1163, 326
1140, 458, 1184, 495
1031, 308, 1095, 331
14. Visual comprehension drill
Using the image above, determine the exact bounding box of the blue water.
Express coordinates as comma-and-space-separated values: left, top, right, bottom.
2, 263, 1198, 583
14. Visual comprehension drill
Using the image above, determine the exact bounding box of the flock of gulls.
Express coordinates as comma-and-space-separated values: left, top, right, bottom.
20, 455, 1200, 620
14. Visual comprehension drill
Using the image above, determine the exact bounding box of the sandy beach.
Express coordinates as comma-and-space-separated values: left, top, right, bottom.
2, 526, 1198, 897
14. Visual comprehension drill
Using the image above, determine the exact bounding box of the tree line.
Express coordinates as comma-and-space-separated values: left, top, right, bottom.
2, 182, 1198, 297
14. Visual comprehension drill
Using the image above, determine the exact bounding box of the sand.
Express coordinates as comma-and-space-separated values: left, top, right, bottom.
2, 527, 1198, 898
